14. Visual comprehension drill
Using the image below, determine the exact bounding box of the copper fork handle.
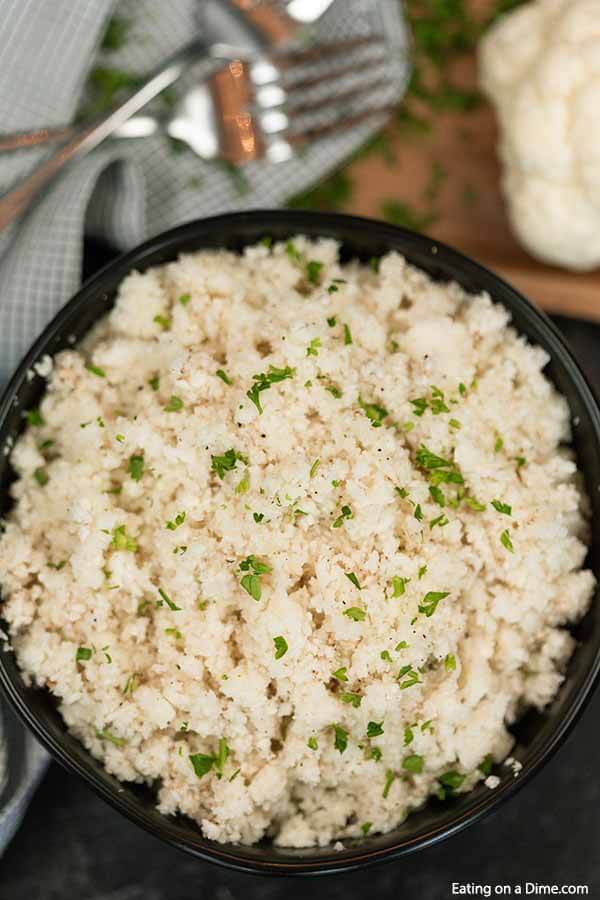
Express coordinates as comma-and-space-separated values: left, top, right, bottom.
227, 0, 298, 45
209, 60, 265, 163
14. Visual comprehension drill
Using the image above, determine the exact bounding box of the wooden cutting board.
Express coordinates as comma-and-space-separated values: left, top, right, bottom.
343, 24, 600, 322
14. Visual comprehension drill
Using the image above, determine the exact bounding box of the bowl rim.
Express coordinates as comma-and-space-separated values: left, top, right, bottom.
1, 209, 599, 876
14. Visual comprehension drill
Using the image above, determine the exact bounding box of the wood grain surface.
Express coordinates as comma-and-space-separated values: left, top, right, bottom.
342, 20, 600, 322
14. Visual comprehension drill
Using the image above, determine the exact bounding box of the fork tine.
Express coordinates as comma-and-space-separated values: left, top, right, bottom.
286, 104, 395, 147
282, 57, 388, 94
282, 77, 390, 117
274, 35, 386, 68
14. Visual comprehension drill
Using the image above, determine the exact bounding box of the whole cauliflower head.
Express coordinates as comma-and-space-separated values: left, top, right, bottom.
480, 0, 600, 272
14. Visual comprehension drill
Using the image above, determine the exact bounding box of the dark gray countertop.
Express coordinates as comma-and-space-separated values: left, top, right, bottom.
1, 248, 599, 900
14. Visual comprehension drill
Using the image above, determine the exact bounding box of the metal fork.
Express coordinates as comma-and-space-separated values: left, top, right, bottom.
0, 35, 393, 166
0, 38, 247, 233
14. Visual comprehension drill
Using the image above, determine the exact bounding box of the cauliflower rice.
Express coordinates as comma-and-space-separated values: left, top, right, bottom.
0, 237, 594, 847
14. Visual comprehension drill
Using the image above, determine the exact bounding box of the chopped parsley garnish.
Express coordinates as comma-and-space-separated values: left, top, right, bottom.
189, 739, 230, 780
439, 770, 465, 792
273, 636, 288, 659
261, 236, 273, 248
500, 529, 514, 553
479, 754, 494, 777
309, 458, 320, 478
306, 260, 323, 284
391, 576, 410, 597
116, 433, 125, 443
128, 454, 144, 482
306, 337, 321, 357
449, 418, 461, 430
26, 408, 44, 427
361, 822, 372, 835
343, 323, 353, 345
491, 499, 512, 516
101, 15, 130, 51
324, 382, 342, 399
235, 471, 250, 494
367, 721, 384, 738
95, 729, 126, 747
307, 736, 318, 750
178, 293, 191, 306
382, 769, 396, 798
358, 396, 388, 428
239, 555, 271, 601
429, 468, 464, 486
158, 587, 181, 610
444, 653, 456, 671
370, 747, 382, 762
76, 647, 92, 662
404, 725, 414, 746
514, 456, 527, 468
340, 691, 362, 708
286, 240, 302, 261
344, 607, 366, 622
149, 375, 160, 391
416, 445, 453, 470
331, 666, 348, 683
166, 511, 186, 530
429, 513, 449, 529
34, 467, 49, 486
429, 385, 449, 414
459, 382, 467, 397
211, 448, 246, 480
333, 724, 348, 754
253, 512, 264, 523
419, 591, 450, 617
111, 525, 137, 552
153, 314, 171, 331
246, 366, 295, 414
48, 560, 66, 570
189, 753, 216, 779
123, 674, 138, 695
429, 485, 445, 506
369, 257, 380, 273
164, 627, 183, 640
215, 369, 233, 385
418, 565, 427, 579
396, 487, 409, 499
345, 572, 362, 590
164, 395, 183, 412
380, 650, 392, 662
463, 497, 486, 511
410, 397, 428, 417
414, 504, 424, 522
397, 665, 421, 689
494, 435, 504, 453
327, 316, 337, 327
402, 754, 424, 774
333, 505, 353, 528
85, 363, 106, 378
395, 640, 409, 651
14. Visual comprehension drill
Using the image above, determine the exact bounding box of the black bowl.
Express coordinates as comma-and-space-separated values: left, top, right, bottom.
1, 211, 599, 876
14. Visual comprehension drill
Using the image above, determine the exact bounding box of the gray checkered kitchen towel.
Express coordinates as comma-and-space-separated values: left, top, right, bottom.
0, 0, 409, 856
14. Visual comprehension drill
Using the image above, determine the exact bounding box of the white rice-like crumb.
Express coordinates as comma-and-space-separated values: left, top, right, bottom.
0, 238, 594, 847
484, 775, 500, 789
